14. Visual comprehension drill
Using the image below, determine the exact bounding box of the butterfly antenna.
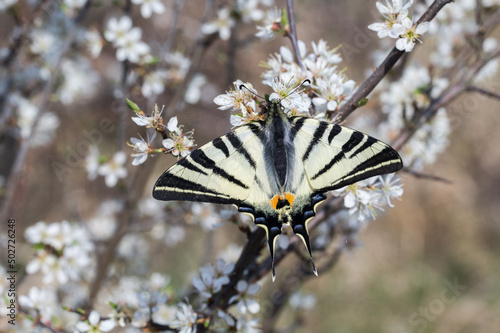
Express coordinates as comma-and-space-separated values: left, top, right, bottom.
239, 84, 265, 99
278, 78, 312, 103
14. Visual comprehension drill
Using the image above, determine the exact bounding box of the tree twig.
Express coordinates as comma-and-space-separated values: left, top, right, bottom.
465, 86, 500, 102
285, 0, 304, 69
165, 0, 216, 118
402, 168, 452, 184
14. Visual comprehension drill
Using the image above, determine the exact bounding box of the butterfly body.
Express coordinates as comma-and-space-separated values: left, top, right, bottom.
153, 100, 403, 280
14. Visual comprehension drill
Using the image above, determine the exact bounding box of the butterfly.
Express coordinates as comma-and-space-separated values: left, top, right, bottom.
153, 93, 403, 280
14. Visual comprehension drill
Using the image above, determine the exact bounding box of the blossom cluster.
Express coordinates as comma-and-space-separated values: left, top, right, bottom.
332, 174, 404, 223
368, 0, 430, 52
213, 40, 353, 126
24, 220, 95, 285
127, 103, 196, 166
191, 258, 263, 331
104, 16, 150, 63
201, 0, 277, 41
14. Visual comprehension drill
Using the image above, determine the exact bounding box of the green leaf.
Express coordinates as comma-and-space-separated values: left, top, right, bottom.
357, 98, 369, 107
281, 9, 289, 28
126, 98, 140, 112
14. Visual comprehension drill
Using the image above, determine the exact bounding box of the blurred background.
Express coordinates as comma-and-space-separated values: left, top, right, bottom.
1, 0, 500, 332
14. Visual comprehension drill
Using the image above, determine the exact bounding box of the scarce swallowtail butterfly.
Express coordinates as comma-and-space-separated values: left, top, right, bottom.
153, 86, 403, 281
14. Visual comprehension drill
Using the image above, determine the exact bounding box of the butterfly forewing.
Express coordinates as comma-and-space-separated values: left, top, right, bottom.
153, 123, 265, 205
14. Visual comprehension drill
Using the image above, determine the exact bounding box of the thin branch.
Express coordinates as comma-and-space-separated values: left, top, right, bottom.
465, 86, 500, 102
161, 0, 186, 57
285, 0, 304, 69
165, 0, 216, 118
337, 0, 454, 122
18, 306, 64, 333
402, 168, 452, 184
116, 0, 132, 151
227, 19, 239, 87
475, 0, 485, 39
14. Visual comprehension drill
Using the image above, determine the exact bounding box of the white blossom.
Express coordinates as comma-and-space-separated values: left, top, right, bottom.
374, 173, 404, 207
58, 58, 99, 105
394, 19, 430, 52
192, 259, 233, 300
84, 28, 103, 58
171, 302, 198, 333
105, 16, 150, 62
162, 118, 195, 158
19, 287, 58, 322
229, 280, 261, 314
213, 79, 257, 115
132, 0, 165, 18
165, 52, 191, 83
201, 7, 235, 40
97, 151, 128, 187
268, 74, 311, 113
115, 27, 150, 63
76, 310, 116, 332
236, 317, 261, 333
255, 7, 281, 41
129, 133, 154, 166
184, 74, 206, 104
104, 16, 133, 45
142, 70, 168, 97
236, 0, 263, 23
30, 30, 57, 55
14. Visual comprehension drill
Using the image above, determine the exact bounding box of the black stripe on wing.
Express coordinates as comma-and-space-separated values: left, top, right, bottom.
212, 137, 230, 157
290, 117, 306, 142
177, 158, 208, 175
191, 150, 249, 189
317, 146, 403, 192
302, 121, 328, 162
350, 136, 377, 158
153, 174, 237, 204
342, 131, 364, 153
311, 151, 345, 181
327, 125, 342, 144
226, 132, 257, 169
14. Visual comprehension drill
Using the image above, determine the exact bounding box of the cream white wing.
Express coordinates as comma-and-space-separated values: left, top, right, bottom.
153, 123, 265, 205
290, 117, 403, 193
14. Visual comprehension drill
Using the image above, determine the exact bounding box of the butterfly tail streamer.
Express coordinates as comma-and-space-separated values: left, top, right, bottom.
292, 223, 318, 276
267, 225, 282, 282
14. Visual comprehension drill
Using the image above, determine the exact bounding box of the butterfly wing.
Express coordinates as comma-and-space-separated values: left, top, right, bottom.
153, 123, 265, 205
282, 117, 403, 272
291, 117, 403, 192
